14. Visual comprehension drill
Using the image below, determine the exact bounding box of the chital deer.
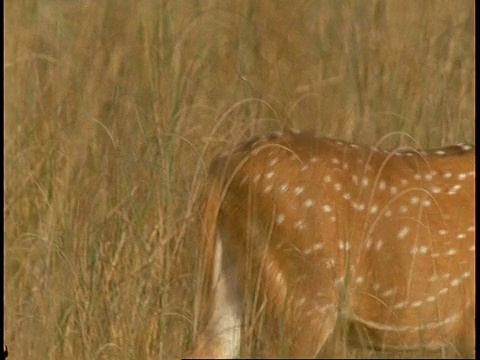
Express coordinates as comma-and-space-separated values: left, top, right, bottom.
188, 129, 475, 358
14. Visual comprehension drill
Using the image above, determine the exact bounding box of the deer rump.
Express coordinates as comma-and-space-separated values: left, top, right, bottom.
192, 131, 475, 358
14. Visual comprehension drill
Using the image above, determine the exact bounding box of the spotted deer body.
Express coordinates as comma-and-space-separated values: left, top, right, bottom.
189, 130, 475, 358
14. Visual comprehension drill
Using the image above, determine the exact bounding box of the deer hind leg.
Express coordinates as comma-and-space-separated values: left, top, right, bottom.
258, 261, 340, 358
188, 233, 242, 359
258, 310, 338, 358
291, 306, 339, 358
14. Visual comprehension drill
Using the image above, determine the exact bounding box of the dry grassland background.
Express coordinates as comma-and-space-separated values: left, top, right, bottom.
4, 0, 474, 359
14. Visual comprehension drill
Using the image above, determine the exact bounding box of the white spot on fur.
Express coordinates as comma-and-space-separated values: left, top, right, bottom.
322, 204, 332, 213
269, 158, 279, 166
304, 199, 315, 208
294, 186, 304, 195
304, 242, 324, 254
276, 213, 285, 225
378, 180, 386, 190
279, 183, 289, 192
410, 196, 419, 204
397, 226, 410, 239
361, 177, 369, 187
265, 171, 275, 179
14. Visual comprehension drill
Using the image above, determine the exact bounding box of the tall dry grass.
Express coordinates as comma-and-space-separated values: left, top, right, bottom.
4, 0, 474, 359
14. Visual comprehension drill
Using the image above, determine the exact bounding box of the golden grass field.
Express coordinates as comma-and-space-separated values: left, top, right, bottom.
4, 1, 474, 359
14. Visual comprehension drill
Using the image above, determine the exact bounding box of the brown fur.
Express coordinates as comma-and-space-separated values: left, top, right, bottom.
188, 130, 475, 358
